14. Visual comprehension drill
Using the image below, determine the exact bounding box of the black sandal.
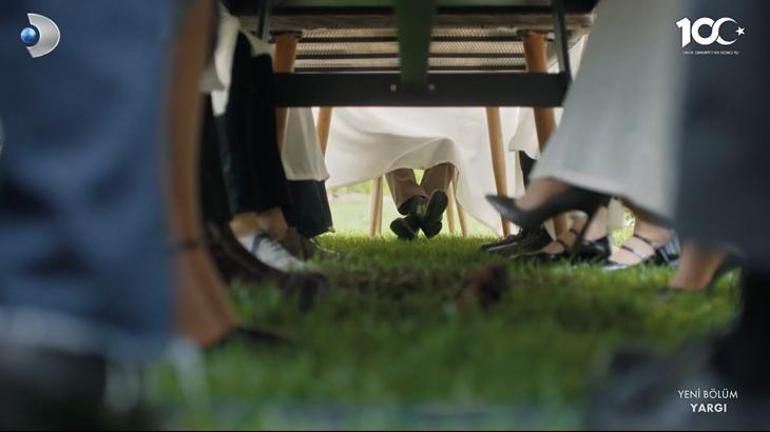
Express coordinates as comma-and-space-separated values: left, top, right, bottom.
602, 232, 680, 272
519, 228, 611, 264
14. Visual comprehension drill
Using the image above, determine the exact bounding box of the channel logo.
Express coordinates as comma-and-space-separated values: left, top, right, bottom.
676, 17, 744, 48
20, 13, 60, 58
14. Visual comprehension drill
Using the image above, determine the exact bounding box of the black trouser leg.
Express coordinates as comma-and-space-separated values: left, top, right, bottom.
200, 97, 232, 225
519, 151, 536, 187
220, 35, 291, 215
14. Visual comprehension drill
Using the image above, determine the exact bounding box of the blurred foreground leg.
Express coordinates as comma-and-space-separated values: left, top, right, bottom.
167, 0, 240, 347
0, 0, 178, 428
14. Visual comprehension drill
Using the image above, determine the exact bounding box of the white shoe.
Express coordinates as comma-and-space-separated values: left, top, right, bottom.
248, 233, 307, 273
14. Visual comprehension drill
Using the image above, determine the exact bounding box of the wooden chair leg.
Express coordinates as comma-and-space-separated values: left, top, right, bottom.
273, 32, 300, 153
486, 107, 511, 237
375, 184, 383, 236
457, 201, 468, 237
316, 106, 333, 155
522, 31, 568, 235
369, 177, 384, 237
446, 185, 457, 235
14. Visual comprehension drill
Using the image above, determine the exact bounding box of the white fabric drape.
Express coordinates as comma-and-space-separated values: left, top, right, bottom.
324, 38, 587, 234
325, 107, 526, 234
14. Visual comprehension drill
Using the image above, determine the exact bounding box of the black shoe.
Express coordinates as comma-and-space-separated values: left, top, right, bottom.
486, 186, 609, 231
515, 238, 573, 264
420, 191, 449, 239
279, 228, 338, 260
516, 230, 611, 264
421, 220, 443, 239
391, 195, 425, 240
0, 340, 153, 429
391, 192, 449, 240
572, 235, 613, 263
482, 227, 553, 256
480, 232, 527, 252
602, 232, 680, 272
390, 214, 421, 240
422, 191, 448, 225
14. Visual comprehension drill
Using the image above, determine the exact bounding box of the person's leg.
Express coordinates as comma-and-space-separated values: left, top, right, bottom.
719, 267, 770, 391
519, 151, 537, 187
283, 180, 333, 239
666, 241, 729, 292
603, 213, 677, 269
230, 208, 289, 241
219, 36, 292, 231
168, 0, 228, 336
417, 163, 454, 238
167, 0, 240, 348
386, 169, 426, 215
200, 99, 234, 235
0, 0, 178, 427
515, 207, 610, 264
590, 1, 769, 427
537, 207, 608, 253
385, 169, 427, 240
512, 177, 573, 211
420, 162, 455, 198
0, 0, 177, 362
278, 180, 336, 260
201, 96, 289, 283
218, 36, 304, 272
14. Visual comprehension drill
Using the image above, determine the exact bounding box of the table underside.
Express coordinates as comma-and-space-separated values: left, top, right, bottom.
233, 0, 598, 106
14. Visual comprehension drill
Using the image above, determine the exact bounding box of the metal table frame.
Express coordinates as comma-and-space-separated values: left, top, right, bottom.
240, 0, 596, 108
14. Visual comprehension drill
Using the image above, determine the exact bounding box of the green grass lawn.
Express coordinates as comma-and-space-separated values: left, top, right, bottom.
146, 195, 738, 429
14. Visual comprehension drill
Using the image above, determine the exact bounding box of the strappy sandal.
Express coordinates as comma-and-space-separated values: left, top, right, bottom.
602, 232, 680, 272
519, 228, 611, 264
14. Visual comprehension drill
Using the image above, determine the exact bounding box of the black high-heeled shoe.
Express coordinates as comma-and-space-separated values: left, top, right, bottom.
486, 187, 609, 259
486, 187, 609, 231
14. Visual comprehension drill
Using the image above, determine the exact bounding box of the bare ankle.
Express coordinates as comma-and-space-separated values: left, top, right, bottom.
518, 178, 571, 210
256, 208, 289, 241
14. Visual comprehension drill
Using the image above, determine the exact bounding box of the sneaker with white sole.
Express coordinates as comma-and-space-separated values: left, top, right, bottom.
249, 233, 307, 273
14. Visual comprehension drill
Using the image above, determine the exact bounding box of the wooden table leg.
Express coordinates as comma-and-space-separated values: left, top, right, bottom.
522, 31, 568, 235
486, 107, 511, 237
369, 177, 384, 237
316, 106, 333, 155
273, 32, 300, 153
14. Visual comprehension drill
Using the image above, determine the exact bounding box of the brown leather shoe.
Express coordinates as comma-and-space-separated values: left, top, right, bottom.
280, 228, 338, 260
